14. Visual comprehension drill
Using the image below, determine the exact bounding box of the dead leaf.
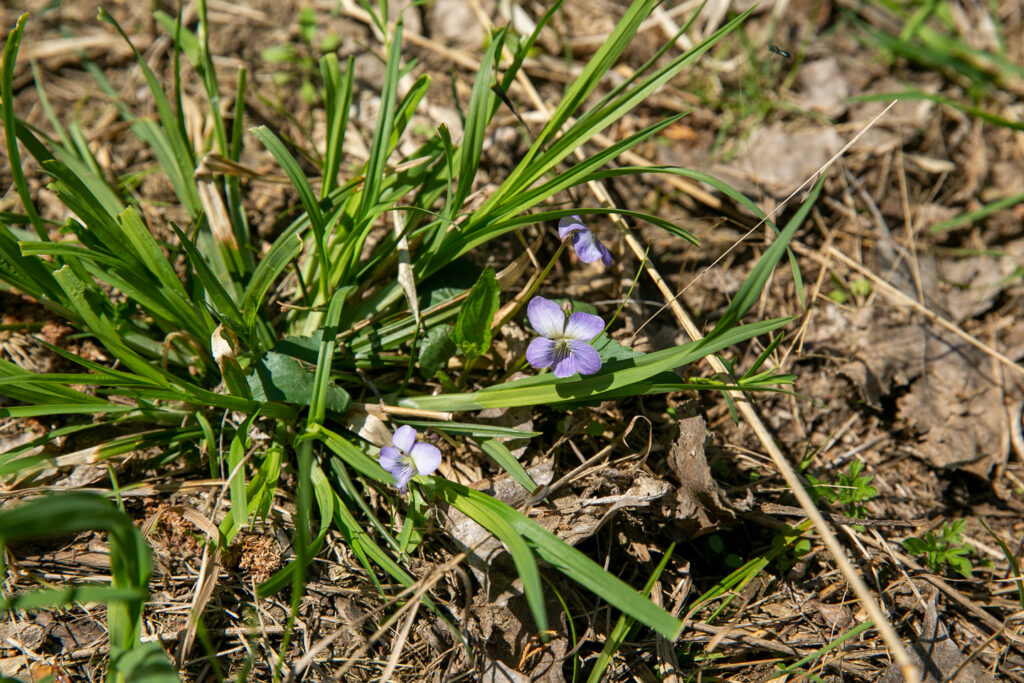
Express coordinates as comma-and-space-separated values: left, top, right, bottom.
806, 598, 855, 631
897, 333, 1006, 477
839, 322, 927, 410
665, 413, 735, 535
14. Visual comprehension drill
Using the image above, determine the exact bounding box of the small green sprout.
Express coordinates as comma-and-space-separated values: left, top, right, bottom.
902, 520, 975, 578
772, 524, 812, 572
807, 459, 878, 521
827, 275, 873, 303
260, 6, 341, 104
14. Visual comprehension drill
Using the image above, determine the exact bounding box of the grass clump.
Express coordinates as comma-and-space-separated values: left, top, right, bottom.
0, 1, 813, 679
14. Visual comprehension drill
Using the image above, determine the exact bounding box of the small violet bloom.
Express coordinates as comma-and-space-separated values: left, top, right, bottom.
525, 296, 604, 378
558, 215, 612, 267
379, 425, 442, 492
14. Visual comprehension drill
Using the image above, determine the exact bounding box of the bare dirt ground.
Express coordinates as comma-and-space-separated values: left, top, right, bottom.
2, 0, 1024, 681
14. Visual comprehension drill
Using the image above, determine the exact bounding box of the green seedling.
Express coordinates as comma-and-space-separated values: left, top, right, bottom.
807, 459, 878, 522
903, 520, 975, 579
772, 523, 812, 572
261, 6, 341, 103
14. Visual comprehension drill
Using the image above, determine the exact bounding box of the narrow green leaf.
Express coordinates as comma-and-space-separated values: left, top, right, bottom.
353, 22, 403, 228
1, 585, 147, 612
168, 222, 246, 336
402, 316, 791, 411
452, 27, 504, 209
929, 187, 1024, 232
709, 175, 822, 337
117, 207, 190, 303
479, 439, 537, 492
588, 543, 674, 682
251, 126, 325, 238
398, 420, 540, 439
228, 413, 257, 534
52, 265, 174, 388
1, 15, 45, 239
99, 8, 201, 214
0, 403, 137, 418
241, 233, 302, 331
0, 222, 66, 309
320, 54, 355, 199
111, 641, 178, 683
307, 286, 352, 427
436, 480, 681, 639
442, 484, 547, 633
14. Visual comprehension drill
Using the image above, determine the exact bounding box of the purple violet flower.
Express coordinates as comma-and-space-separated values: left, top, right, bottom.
558, 215, 612, 266
379, 425, 442, 492
525, 296, 604, 378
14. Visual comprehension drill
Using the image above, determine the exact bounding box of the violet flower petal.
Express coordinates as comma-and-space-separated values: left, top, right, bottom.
527, 296, 566, 338
558, 215, 587, 241
379, 445, 402, 471
391, 464, 415, 492
564, 311, 604, 341
391, 424, 417, 453
573, 230, 613, 266
570, 229, 601, 264
566, 339, 602, 375
550, 345, 579, 378
409, 442, 442, 476
526, 337, 557, 370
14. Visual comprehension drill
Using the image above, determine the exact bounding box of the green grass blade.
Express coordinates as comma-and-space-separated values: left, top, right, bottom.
979, 518, 1024, 611
320, 54, 354, 199
496, 0, 658, 202
241, 233, 303, 332
52, 265, 174, 388
479, 439, 537, 493
168, 222, 246, 336
855, 90, 1024, 131
498, 114, 688, 218
307, 286, 352, 427
929, 188, 1024, 232
1, 15, 46, 239
0, 222, 66, 307
588, 543, 674, 681
0, 403, 138, 418
401, 316, 791, 411
0, 492, 156, 669
444, 483, 547, 633
0, 585, 147, 612
435, 480, 681, 639
110, 641, 179, 683
195, 0, 228, 155
451, 27, 505, 210
342, 21, 404, 284
99, 8, 201, 215
710, 175, 823, 337
251, 125, 326, 249
774, 620, 874, 675
228, 414, 258, 534
397, 421, 540, 439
